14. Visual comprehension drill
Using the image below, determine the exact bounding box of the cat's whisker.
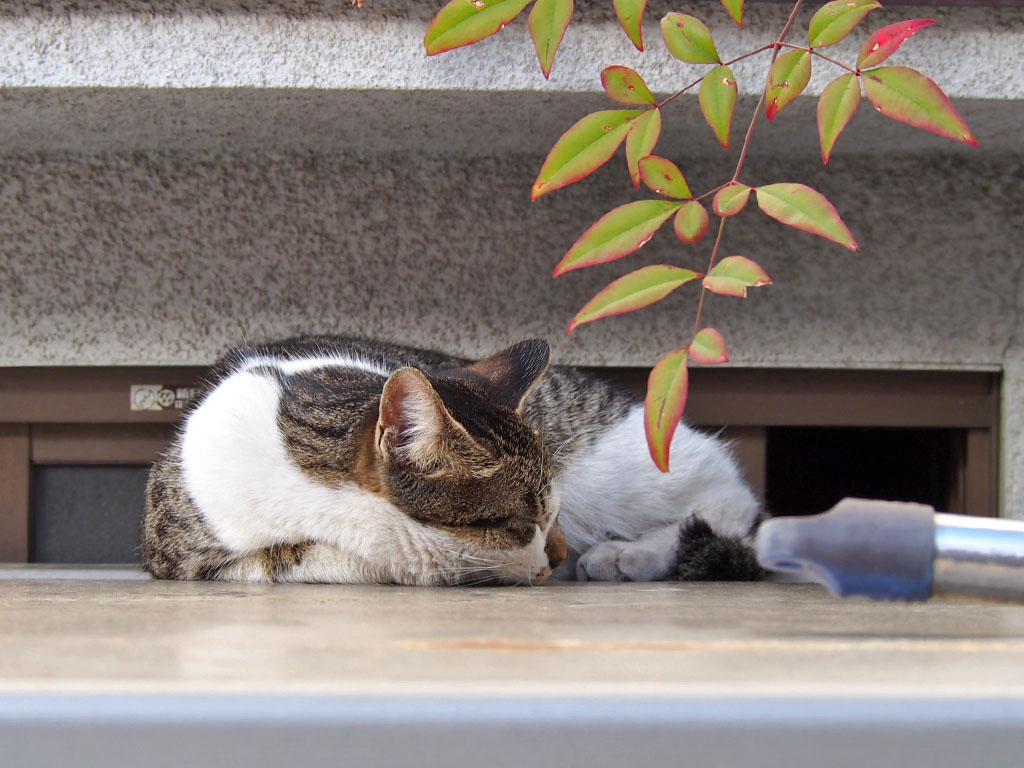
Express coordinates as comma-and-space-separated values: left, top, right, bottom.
461, 575, 505, 586
430, 561, 507, 575
432, 547, 504, 566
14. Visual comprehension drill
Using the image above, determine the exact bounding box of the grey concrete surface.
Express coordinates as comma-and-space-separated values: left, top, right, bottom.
0, 88, 1014, 158
2, 575, 1024, 696
0, 3, 1020, 102
3, 575, 1024, 766
2, 149, 1019, 370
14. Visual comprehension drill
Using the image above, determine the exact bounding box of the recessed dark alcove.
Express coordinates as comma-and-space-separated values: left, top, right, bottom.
765, 427, 964, 518
30, 465, 148, 564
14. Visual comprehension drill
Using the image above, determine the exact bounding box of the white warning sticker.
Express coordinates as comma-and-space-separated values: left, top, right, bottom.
130, 385, 197, 412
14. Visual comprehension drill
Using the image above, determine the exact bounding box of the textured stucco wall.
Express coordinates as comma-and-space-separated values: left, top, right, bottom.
0, 0, 1022, 513
2, 149, 1021, 370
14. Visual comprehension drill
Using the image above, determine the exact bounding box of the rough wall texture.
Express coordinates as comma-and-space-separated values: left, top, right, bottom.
2, 149, 1020, 370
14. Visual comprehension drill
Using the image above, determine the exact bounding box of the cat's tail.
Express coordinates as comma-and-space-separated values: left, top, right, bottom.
674, 516, 764, 581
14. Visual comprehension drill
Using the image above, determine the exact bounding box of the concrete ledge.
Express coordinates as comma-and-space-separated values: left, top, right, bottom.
0, 88, 1016, 158
0, 3, 1019, 104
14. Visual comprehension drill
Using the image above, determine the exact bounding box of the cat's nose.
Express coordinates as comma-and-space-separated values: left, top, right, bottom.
544, 522, 567, 569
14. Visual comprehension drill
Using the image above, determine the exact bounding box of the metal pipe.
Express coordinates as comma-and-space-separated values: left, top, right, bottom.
933, 513, 1024, 601
756, 498, 1024, 602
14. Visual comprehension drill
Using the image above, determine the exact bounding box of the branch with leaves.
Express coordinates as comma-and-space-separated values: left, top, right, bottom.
424, 0, 977, 471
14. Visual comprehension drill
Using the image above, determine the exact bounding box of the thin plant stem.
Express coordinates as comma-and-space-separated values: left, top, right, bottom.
778, 42, 858, 73
691, 0, 806, 338
692, 214, 728, 337
695, 183, 728, 202
657, 44, 774, 109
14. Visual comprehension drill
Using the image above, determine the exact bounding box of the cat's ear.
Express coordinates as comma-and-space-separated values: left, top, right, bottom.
464, 339, 551, 412
377, 367, 489, 474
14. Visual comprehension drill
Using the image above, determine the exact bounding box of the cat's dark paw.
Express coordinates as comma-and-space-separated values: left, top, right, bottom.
674, 517, 764, 581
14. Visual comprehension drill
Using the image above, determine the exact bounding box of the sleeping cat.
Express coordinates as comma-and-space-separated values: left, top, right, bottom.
141, 336, 762, 585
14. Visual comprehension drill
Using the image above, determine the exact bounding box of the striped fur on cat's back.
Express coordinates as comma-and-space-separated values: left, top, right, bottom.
141, 336, 762, 584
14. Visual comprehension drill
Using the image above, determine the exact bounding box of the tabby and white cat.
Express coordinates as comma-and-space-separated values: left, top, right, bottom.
141, 336, 762, 585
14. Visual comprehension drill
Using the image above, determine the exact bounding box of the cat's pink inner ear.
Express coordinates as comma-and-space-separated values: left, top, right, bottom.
378, 367, 446, 466
465, 339, 551, 411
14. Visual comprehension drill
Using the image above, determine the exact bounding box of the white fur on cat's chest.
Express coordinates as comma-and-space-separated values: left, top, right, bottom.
181, 369, 403, 552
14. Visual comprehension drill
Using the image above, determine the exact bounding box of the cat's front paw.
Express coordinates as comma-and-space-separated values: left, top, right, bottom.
576, 540, 676, 582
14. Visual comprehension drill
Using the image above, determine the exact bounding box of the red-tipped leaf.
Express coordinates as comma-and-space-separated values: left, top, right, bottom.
660, 13, 720, 64
625, 108, 662, 188
713, 183, 751, 217
639, 155, 691, 199
765, 50, 811, 121
645, 347, 689, 472
674, 201, 709, 243
424, 0, 533, 55
568, 265, 701, 333
553, 200, 683, 276
602, 66, 657, 106
689, 328, 729, 365
755, 183, 858, 250
808, 0, 881, 48
702, 255, 772, 298
699, 65, 737, 149
817, 73, 861, 163
614, 0, 647, 50
862, 66, 977, 147
532, 109, 644, 200
529, 0, 574, 79
720, 0, 743, 27
858, 19, 936, 69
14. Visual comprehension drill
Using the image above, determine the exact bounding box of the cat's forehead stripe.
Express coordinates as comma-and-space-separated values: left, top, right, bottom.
240, 354, 393, 378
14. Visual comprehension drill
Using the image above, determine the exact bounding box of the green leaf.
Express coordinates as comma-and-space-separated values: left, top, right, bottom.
639, 155, 691, 199
674, 201, 709, 243
424, 0, 534, 55
720, 0, 743, 27
862, 66, 977, 146
645, 346, 689, 472
602, 66, 656, 107
532, 109, 644, 200
713, 183, 751, 217
699, 65, 738, 149
553, 200, 683, 276
808, 0, 881, 48
660, 13, 720, 64
817, 73, 861, 164
689, 327, 729, 365
703, 255, 771, 298
864, 66, 983, 147
858, 19, 936, 69
529, 0, 574, 79
755, 183, 858, 250
625, 109, 662, 188
765, 49, 811, 121
568, 265, 701, 333
614, 0, 647, 51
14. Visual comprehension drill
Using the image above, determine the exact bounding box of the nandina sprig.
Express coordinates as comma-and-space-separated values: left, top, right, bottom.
425, 0, 978, 469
